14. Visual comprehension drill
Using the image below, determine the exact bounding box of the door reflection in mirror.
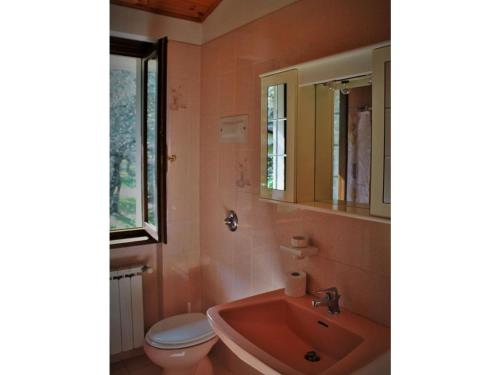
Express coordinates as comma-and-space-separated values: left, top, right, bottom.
315, 77, 372, 208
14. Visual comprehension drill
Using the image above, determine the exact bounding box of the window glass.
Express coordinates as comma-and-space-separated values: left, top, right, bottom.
110, 54, 142, 230
145, 58, 158, 228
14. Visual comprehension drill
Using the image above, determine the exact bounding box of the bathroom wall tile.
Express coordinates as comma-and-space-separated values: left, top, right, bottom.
162, 245, 201, 316
199, 115, 219, 153
231, 256, 253, 299
319, 216, 371, 267
367, 223, 391, 276
251, 59, 280, 82
200, 201, 225, 254
213, 33, 237, 74
160, 41, 202, 319
238, 117, 259, 163
200, 151, 219, 208
217, 71, 237, 117
168, 40, 201, 74
218, 147, 238, 194
232, 27, 270, 62
201, 43, 219, 77
199, 0, 391, 326
328, 263, 391, 326
166, 158, 194, 223
235, 58, 255, 115
200, 76, 219, 117
250, 224, 276, 250
235, 191, 253, 220
251, 250, 277, 295
234, 148, 254, 193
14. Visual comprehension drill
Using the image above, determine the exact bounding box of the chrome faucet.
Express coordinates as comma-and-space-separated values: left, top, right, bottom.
311, 287, 341, 314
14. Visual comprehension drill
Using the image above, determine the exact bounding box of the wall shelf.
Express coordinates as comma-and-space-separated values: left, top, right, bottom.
279, 244, 319, 259
260, 198, 390, 224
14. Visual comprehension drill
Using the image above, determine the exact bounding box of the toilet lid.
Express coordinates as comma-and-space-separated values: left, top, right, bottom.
146, 313, 216, 349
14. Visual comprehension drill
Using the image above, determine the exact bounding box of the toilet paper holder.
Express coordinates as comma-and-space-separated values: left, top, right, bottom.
279, 244, 319, 259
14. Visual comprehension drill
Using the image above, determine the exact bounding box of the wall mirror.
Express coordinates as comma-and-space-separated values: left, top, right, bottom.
259, 43, 390, 221
314, 75, 372, 209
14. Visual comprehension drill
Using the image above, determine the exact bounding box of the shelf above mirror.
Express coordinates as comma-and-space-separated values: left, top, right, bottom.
260, 198, 390, 224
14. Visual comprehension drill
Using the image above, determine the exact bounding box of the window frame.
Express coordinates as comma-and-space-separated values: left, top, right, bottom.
110, 36, 168, 247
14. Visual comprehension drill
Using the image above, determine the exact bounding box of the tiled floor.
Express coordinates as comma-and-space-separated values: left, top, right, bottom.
110, 354, 234, 375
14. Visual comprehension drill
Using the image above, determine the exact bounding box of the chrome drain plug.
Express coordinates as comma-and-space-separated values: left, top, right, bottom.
304, 351, 320, 362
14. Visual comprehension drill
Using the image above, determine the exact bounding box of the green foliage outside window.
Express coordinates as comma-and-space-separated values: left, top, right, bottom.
110, 67, 138, 230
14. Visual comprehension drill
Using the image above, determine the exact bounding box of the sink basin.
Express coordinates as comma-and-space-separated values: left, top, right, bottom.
207, 289, 390, 375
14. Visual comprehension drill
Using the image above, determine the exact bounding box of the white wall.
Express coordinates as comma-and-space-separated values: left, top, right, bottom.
110, 4, 202, 44
110, 0, 300, 44
201, 0, 299, 43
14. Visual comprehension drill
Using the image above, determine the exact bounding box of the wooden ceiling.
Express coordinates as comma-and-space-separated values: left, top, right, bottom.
111, 0, 223, 22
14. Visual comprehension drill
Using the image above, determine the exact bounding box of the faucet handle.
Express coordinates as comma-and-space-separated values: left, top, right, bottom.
311, 287, 342, 314
312, 286, 339, 297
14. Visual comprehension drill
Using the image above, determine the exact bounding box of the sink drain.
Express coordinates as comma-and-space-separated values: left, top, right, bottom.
304, 351, 320, 362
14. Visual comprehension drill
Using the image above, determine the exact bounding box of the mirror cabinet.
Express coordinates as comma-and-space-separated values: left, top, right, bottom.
260, 70, 298, 202
370, 46, 391, 218
259, 43, 391, 221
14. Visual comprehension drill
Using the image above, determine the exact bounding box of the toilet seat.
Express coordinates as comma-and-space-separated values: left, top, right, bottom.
146, 313, 216, 349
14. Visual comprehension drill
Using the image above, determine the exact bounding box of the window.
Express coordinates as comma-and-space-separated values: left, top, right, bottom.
110, 37, 167, 246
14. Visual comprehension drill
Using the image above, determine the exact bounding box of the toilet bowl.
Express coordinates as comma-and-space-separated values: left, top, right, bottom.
144, 313, 218, 375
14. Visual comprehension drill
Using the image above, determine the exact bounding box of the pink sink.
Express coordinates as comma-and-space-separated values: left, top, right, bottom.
207, 289, 390, 375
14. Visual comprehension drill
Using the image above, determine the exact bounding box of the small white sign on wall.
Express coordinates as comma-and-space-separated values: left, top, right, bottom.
218, 114, 248, 144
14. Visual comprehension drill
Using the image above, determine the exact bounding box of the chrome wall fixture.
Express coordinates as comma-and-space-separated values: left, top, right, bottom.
224, 210, 238, 232
322, 74, 372, 93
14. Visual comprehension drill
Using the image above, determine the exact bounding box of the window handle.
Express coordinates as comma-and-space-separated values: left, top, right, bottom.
167, 154, 177, 162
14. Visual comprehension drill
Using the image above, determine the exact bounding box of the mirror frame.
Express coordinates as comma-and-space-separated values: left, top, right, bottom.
370, 46, 391, 218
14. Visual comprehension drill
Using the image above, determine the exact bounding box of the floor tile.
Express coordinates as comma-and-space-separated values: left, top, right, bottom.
212, 361, 234, 375
129, 364, 162, 375
112, 353, 235, 375
110, 360, 129, 375
122, 355, 153, 371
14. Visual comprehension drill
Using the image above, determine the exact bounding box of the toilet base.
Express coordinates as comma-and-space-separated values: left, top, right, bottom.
144, 337, 218, 375
161, 356, 213, 375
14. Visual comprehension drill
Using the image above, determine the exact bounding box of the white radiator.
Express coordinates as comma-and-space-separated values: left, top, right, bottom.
110, 265, 149, 355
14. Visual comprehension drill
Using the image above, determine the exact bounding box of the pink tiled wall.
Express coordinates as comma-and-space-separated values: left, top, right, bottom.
199, 0, 391, 325
161, 41, 202, 317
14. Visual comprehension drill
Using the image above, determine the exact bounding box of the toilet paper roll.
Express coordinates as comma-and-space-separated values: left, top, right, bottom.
284, 271, 307, 297
291, 236, 308, 248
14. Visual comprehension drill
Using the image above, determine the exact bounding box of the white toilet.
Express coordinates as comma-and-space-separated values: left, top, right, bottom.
143, 313, 218, 375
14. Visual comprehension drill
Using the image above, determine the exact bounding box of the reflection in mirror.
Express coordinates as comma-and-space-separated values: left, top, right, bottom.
315, 77, 372, 208
383, 61, 391, 203
266, 83, 287, 190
